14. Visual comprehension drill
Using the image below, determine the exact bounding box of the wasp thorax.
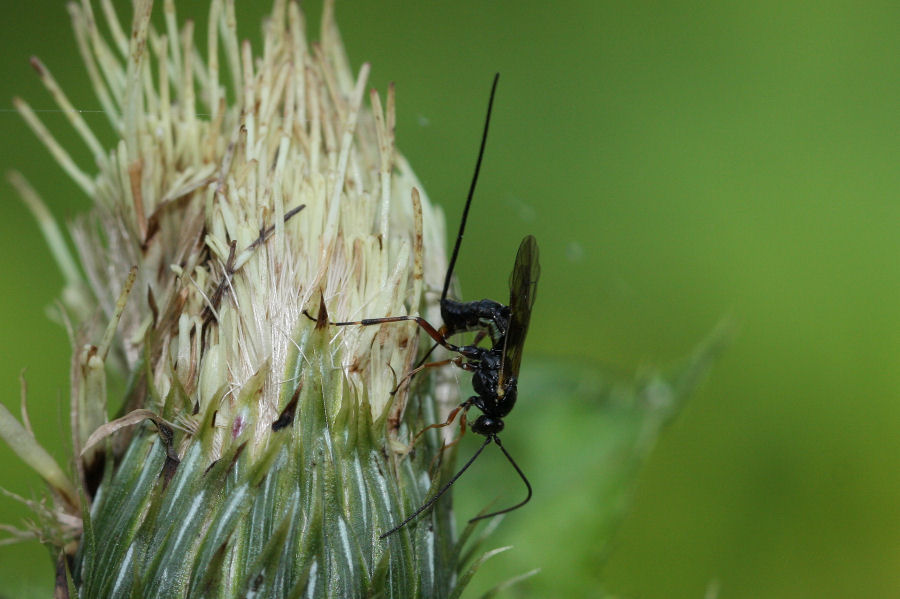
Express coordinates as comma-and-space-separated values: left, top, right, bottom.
471, 415, 504, 436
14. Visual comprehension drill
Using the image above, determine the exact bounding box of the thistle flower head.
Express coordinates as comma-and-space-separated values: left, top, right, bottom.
61, 0, 448, 455
3, 1, 489, 596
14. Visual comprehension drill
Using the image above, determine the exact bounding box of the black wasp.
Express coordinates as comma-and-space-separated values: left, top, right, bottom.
307, 74, 540, 538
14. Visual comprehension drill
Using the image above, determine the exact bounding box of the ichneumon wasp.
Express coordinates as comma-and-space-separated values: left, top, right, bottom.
305, 73, 540, 538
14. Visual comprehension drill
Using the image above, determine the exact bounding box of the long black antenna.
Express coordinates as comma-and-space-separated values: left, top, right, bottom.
468, 436, 532, 521
441, 73, 501, 302
379, 435, 493, 539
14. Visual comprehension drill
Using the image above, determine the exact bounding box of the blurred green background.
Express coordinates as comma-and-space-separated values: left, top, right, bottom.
2, 1, 900, 597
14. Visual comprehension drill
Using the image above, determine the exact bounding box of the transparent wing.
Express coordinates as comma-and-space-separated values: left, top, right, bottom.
498, 235, 540, 391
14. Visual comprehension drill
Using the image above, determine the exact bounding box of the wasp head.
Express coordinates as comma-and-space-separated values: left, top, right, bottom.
471, 414, 504, 436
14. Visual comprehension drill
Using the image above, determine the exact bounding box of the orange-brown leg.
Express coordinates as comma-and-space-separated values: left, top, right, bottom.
471, 329, 488, 347
391, 356, 463, 395
427, 410, 470, 472
423, 412, 466, 472
414, 327, 487, 369
302, 310, 461, 353
411, 399, 472, 448
442, 408, 469, 450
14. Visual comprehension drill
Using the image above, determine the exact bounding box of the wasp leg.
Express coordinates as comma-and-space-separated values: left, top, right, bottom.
427, 407, 473, 473
302, 310, 462, 353
411, 398, 474, 448
391, 356, 464, 395
413, 327, 488, 371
